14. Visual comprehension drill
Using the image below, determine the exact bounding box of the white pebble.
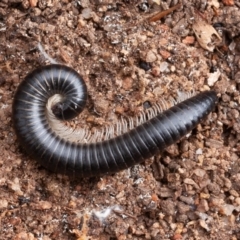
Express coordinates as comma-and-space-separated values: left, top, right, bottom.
159, 62, 169, 72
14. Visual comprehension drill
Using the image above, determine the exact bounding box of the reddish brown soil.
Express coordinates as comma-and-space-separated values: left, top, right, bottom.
0, 1, 240, 239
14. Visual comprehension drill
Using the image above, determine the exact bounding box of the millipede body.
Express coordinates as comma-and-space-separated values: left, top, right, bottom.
12, 64, 218, 177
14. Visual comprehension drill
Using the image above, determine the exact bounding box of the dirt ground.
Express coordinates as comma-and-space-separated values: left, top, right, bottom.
0, 0, 240, 239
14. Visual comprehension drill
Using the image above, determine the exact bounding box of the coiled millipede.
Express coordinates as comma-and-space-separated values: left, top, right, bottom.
12, 64, 218, 177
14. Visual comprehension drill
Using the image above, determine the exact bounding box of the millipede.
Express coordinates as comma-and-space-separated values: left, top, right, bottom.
12, 64, 218, 177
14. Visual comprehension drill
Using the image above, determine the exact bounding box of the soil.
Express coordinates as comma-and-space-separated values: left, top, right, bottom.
1, 0, 240, 239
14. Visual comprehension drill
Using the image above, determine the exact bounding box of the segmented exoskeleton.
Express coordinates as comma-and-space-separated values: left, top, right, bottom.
12, 64, 218, 177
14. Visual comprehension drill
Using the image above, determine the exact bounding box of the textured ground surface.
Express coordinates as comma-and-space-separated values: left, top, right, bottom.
0, 0, 240, 239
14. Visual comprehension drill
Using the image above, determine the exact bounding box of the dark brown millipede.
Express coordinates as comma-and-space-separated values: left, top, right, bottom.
12, 64, 218, 177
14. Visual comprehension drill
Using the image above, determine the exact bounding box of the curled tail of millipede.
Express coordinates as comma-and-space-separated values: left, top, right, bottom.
12, 64, 218, 177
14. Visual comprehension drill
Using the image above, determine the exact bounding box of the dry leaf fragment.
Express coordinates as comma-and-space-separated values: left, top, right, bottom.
29, 0, 38, 7
207, 69, 221, 86
0, 199, 8, 209
182, 36, 195, 45
148, 3, 181, 22
192, 21, 222, 52
32, 200, 52, 210
14, 232, 35, 240
222, 0, 234, 5
152, 0, 161, 5
208, 0, 220, 8
199, 219, 210, 231
219, 204, 240, 216
172, 233, 183, 240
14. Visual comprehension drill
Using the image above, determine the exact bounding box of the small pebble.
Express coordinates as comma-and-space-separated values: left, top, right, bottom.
159, 62, 169, 72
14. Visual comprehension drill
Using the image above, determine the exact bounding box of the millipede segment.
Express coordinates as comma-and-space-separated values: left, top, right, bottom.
12, 64, 218, 177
